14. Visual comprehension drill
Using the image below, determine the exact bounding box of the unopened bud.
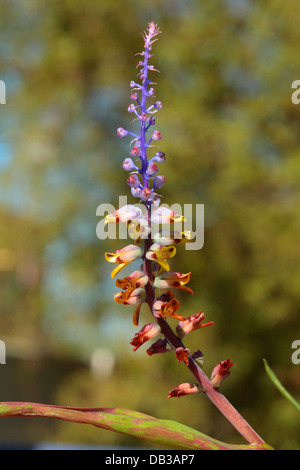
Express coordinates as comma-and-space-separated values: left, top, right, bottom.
127, 174, 140, 188
131, 187, 141, 198
130, 146, 140, 156
128, 104, 136, 113
146, 162, 159, 178
122, 158, 137, 171
152, 130, 162, 141
153, 175, 166, 189
152, 151, 165, 163
117, 127, 128, 138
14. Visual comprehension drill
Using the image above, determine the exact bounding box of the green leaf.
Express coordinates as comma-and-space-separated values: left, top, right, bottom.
0, 401, 273, 450
263, 359, 300, 412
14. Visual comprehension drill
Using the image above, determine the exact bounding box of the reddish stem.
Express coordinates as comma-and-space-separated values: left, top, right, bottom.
143, 207, 266, 446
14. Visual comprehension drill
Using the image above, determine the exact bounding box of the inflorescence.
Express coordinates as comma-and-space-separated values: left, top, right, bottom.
105, 22, 233, 398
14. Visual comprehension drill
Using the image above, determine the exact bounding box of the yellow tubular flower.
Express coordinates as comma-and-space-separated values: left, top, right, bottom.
153, 230, 192, 246
145, 243, 176, 272
105, 244, 143, 278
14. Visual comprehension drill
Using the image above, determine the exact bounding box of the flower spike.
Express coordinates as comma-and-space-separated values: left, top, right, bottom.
103, 22, 268, 450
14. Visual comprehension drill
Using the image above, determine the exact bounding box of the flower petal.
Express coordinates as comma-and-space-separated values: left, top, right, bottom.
168, 383, 203, 398
151, 207, 186, 224
153, 230, 192, 245
105, 205, 142, 225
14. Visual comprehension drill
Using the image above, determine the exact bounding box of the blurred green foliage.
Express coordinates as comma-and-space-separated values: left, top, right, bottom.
0, 0, 299, 450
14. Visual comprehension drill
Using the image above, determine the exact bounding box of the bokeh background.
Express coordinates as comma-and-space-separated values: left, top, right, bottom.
0, 0, 299, 450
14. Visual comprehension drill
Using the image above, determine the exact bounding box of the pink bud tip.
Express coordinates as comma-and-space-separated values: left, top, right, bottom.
128, 104, 136, 113
152, 130, 162, 141
117, 127, 128, 138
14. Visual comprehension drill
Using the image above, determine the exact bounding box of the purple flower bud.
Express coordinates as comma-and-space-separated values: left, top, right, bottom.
154, 101, 162, 109
148, 65, 159, 72
130, 80, 136, 87
127, 174, 141, 188
153, 175, 165, 189
151, 130, 162, 141
148, 88, 155, 96
131, 187, 141, 198
128, 104, 136, 113
140, 187, 153, 202
130, 146, 140, 157
152, 151, 166, 163
140, 189, 160, 206
122, 158, 137, 171
146, 162, 159, 178
117, 127, 128, 138
148, 116, 155, 126
131, 93, 138, 100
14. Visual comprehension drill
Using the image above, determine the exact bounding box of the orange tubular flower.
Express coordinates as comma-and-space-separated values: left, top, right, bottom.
130, 323, 161, 352
210, 359, 234, 389
176, 311, 214, 338
153, 297, 186, 322
154, 271, 193, 295
105, 244, 143, 278
115, 270, 148, 290
168, 383, 203, 398
115, 271, 148, 326
114, 287, 145, 305
175, 347, 190, 366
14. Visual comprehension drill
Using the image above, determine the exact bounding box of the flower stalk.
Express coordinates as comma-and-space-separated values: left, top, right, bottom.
106, 21, 269, 448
